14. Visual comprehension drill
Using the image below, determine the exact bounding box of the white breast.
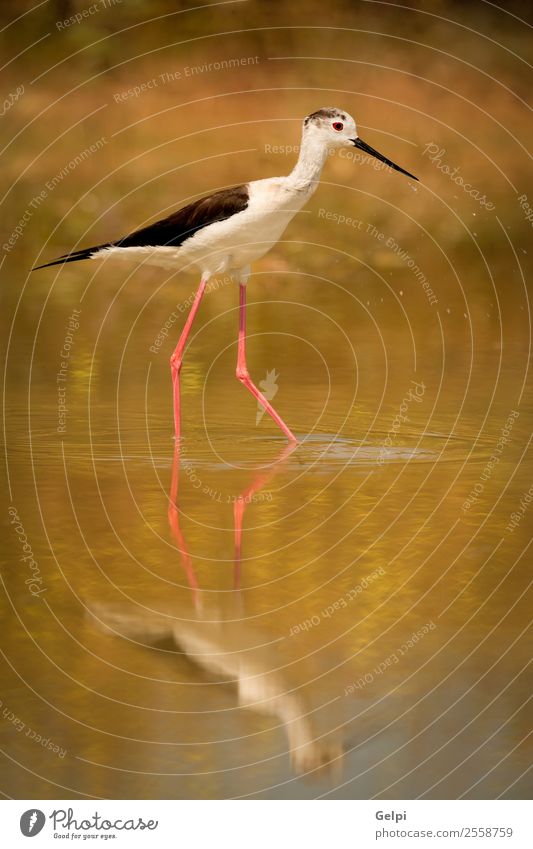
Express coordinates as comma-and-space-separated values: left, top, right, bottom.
183, 177, 312, 274
97, 177, 313, 276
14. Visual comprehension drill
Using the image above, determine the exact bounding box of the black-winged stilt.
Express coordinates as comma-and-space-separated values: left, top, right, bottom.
35, 108, 417, 443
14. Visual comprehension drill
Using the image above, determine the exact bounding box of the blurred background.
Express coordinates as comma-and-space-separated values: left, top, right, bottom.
1, 0, 531, 800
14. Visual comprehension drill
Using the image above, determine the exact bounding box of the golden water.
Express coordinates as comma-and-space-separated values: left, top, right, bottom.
2, 241, 531, 798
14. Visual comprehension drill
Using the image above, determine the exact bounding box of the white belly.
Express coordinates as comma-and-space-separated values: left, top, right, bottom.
96, 178, 313, 276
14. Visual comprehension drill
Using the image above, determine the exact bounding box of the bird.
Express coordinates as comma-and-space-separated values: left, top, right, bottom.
34, 107, 418, 443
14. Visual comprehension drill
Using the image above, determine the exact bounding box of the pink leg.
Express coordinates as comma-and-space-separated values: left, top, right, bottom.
170, 275, 208, 439
236, 282, 298, 442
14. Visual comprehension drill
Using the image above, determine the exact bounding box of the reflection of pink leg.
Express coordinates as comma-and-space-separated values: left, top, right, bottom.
236, 282, 298, 443
168, 443, 200, 609
233, 497, 245, 591
170, 275, 208, 440
233, 442, 298, 589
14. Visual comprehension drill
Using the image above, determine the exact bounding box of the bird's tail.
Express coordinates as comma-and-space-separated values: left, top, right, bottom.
32, 242, 111, 270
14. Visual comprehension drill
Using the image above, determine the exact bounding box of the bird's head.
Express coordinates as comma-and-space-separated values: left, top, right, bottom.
303, 107, 357, 149
303, 107, 418, 181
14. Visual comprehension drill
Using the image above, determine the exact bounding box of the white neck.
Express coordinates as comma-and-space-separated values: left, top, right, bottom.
286, 130, 329, 192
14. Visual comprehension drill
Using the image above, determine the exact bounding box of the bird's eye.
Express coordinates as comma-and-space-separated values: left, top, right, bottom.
332, 122, 344, 131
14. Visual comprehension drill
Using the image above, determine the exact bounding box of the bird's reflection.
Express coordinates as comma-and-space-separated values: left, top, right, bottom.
90, 441, 344, 778
167, 439, 201, 609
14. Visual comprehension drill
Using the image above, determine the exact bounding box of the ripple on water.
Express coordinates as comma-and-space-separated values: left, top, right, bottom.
8, 415, 493, 477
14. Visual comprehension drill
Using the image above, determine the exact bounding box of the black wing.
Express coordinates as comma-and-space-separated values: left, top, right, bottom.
116, 184, 249, 248
32, 242, 112, 270
33, 184, 249, 270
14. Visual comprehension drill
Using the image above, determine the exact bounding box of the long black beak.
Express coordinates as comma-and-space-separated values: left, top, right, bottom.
352, 137, 418, 181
